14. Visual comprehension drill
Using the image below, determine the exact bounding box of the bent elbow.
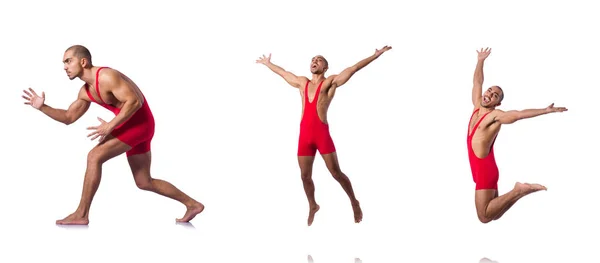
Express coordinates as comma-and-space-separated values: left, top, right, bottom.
63, 116, 75, 125
131, 99, 143, 111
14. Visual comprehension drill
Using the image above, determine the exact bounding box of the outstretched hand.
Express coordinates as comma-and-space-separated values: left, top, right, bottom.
256, 53, 272, 65
87, 117, 113, 143
375, 45, 392, 57
545, 103, 568, 113
22, 88, 45, 110
477, 47, 491, 60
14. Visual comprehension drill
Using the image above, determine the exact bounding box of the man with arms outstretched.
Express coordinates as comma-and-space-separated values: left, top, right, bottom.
467, 47, 567, 223
22, 45, 204, 225
256, 46, 392, 226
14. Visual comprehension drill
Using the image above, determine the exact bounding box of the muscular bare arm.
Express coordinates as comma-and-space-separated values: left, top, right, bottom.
331, 46, 392, 89
492, 103, 568, 125
40, 98, 90, 125
256, 54, 305, 88
23, 87, 90, 125
472, 48, 491, 107
101, 71, 142, 130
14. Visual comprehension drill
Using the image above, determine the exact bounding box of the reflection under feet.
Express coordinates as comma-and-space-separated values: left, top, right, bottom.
307, 255, 497, 263
480, 258, 498, 263
56, 224, 89, 230
308, 255, 361, 263
176, 222, 195, 229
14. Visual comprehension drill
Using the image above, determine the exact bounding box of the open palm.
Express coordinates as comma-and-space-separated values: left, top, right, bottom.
546, 103, 568, 113
375, 45, 392, 56
256, 53, 272, 65
22, 88, 45, 109
477, 47, 491, 60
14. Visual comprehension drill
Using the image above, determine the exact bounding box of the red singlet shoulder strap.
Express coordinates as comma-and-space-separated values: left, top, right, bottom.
94, 67, 109, 104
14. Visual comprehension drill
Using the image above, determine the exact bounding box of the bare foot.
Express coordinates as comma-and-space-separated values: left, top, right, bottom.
526, 183, 547, 191
56, 213, 89, 225
176, 202, 205, 223
307, 204, 320, 226
514, 182, 547, 196
352, 202, 363, 223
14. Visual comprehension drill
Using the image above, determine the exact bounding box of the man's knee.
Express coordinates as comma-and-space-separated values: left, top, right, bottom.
87, 148, 110, 164
134, 177, 153, 190
87, 136, 130, 164
476, 208, 493, 223
478, 214, 493, 224
475, 189, 498, 223
329, 169, 343, 180
300, 170, 312, 180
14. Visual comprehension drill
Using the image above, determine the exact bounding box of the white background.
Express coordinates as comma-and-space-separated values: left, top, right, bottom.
0, 0, 598, 262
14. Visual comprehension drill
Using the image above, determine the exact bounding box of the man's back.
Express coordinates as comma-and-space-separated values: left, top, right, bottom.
85, 67, 146, 109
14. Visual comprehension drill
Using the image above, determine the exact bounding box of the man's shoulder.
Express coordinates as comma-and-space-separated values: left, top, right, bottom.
484, 108, 502, 115
484, 109, 505, 127
490, 109, 506, 118
97, 67, 123, 86
295, 76, 310, 87
97, 67, 119, 77
76, 84, 91, 101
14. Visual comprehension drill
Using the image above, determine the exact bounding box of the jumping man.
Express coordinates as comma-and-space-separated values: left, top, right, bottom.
467, 47, 567, 223
256, 45, 392, 226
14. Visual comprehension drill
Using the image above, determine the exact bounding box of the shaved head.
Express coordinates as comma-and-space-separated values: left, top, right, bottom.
495, 86, 505, 102
310, 55, 329, 74
316, 55, 328, 69
481, 85, 505, 109
63, 45, 94, 80
65, 45, 92, 68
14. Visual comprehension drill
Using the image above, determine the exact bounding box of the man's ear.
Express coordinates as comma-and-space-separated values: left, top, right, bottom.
81, 58, 90, 68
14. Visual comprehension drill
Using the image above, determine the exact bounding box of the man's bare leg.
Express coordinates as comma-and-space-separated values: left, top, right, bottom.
298, 156, 319, 226
56, 135, 131, 225
476, 182, 547, 223
492, 182, 546, 220
321, 152, 362, 223
491, 190, 514, 220
128, 151, 204, 222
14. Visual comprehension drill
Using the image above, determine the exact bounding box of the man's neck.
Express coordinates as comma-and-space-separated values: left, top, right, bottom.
478, 105, 495, 114
311, 73, 326, 84
79, 66, 97, 85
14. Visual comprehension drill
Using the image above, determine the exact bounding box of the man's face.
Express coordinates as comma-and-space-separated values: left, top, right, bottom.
63, 50, 84, 80
481, 86, 503, 108
310, 55, 328, 74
